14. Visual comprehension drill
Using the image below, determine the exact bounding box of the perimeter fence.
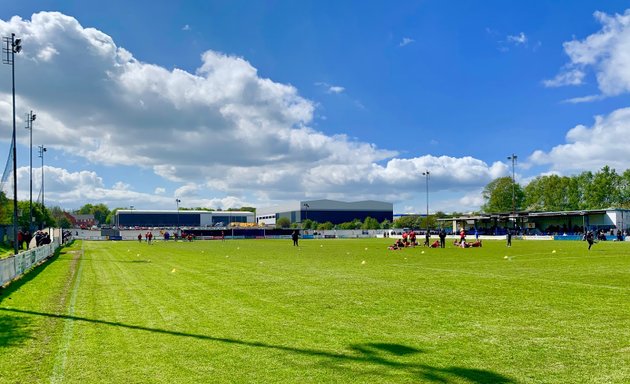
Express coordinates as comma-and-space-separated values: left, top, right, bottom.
0, 229, 62, 286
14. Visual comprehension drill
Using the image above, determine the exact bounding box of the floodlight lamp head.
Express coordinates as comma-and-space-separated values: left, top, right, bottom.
13, 38, 21, 53
32, 114, 36, 121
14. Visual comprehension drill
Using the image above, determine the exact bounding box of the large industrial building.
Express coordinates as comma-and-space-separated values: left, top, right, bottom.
115, 210, 255, 228
256, 199, 393, 226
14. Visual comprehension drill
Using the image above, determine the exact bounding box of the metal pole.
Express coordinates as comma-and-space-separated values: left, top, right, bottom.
3, 34, 22, 254
507, 154, 517, 228
10, 35, 18, 255
39, 145, 46, 226
26, 111, 35, 233
176, 198, 181, 228
423, 170, 430, 233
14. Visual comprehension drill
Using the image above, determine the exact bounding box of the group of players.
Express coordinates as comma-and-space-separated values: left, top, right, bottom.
388, 229, 482, 250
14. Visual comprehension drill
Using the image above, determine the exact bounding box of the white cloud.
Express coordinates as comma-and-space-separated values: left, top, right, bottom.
545, 10, 630, 97
154, 187, 165, 194
399, 37, 415, 47
507, 32, 527, 45
492, 30, 536, 52
458, 191, 485, 210
543, 68, 585, 87
328, 86, 345, 94
315, 82, 345, 94
11, 165, 251, 210
0, 12, 512, 211
36, 45, 58, 61
562, 94, 603, 103
529, 106, 630, 172
112, 181, 130, 190
182, 24, 191, 31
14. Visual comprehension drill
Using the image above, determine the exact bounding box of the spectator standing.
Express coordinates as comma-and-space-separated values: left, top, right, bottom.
439, 229, 446, 248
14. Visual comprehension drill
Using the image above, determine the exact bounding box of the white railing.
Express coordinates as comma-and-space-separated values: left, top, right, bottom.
0, 229, 61, 286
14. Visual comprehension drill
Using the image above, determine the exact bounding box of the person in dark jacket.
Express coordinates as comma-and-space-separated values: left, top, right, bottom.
439, 229, 446, 248
586, 231, 595, 250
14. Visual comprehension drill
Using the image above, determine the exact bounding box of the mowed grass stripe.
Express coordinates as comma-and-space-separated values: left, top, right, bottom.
50, 242, 85, 384
0, 238, 628, 383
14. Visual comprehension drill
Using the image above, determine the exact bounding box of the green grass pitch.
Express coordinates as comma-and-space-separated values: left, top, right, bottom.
1, 238, 628, 383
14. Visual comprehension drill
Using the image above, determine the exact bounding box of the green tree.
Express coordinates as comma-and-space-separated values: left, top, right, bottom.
393, 215, 419, 229
337, 221, 354, 230
92, 203, 110, 225
18, 201, 52, 230
619, 169, 630, 208
77, 203, 94, 214
77, 203, 110, 225
57, 216, 72, 228
49, 206, 67, 226
31, 202, 55, 228
524, 175, 578, 211
361, 216, 380, 230
574, 171, 594, 210
106, 207, 124, 225
418, 215, 437, 231
302, 219, 314, 230
481, 177, 524, 213
583, 166, 620, 209
17, 201, 32, 230
380, 219, 392, 229
276, 217, 291, 228
0, 191, 11, 225
317, 221, 334, 230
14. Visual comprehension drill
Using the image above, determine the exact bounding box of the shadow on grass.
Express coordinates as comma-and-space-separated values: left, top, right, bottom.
0, 313, 34, 347
0, 245, 77, 347
0, 307, 514, 383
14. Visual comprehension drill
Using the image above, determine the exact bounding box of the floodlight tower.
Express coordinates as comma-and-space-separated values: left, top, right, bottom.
3, 33, 22, 255
176, 198, 181, 228
38, 145, 47, 213
25, 111, 36, 232
422, 170, 430, 234
303, 203, 309, 221
507, 154, 518, 228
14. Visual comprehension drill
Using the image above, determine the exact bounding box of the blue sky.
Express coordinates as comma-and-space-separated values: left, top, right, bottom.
0, 1, 629, 213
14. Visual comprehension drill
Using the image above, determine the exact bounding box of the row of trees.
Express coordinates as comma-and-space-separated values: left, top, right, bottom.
0, 194, 56, 229
482, 166, 630, 213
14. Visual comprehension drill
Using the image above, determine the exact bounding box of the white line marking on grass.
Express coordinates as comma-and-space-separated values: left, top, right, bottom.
50, 244, 85, 384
